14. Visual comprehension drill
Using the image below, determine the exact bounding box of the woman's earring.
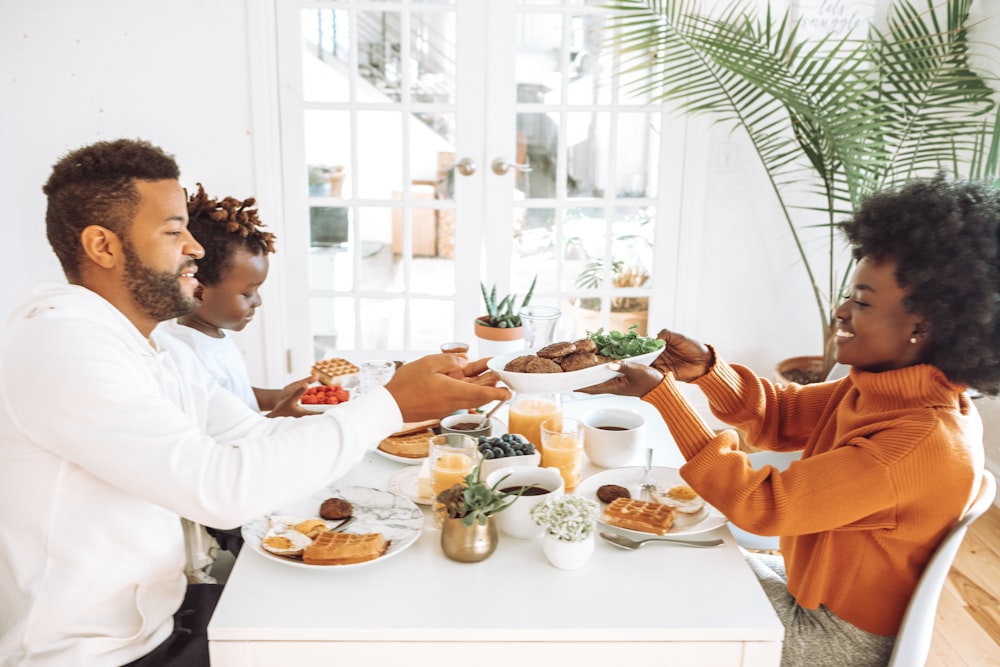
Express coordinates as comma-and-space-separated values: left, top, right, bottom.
909, 336, 918, 344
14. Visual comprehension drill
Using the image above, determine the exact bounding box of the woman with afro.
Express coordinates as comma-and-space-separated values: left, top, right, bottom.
583, 174, 1000, 666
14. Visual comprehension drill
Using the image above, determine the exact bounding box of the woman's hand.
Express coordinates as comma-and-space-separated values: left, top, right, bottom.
650, 329, 713, 382
578, 361, 664, 397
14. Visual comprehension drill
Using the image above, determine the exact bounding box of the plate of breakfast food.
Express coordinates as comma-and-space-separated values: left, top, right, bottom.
375, 428, 437, 465
487, 331, 664, 394
575, 467, 727, 538
387, 464, 432, 505
242, 485, 423, 569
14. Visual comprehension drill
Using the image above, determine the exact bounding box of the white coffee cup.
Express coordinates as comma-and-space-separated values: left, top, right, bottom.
581, 408, 646, 468
485, 466, 564, 539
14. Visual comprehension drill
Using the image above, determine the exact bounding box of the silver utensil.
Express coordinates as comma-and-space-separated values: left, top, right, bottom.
599, 532, 724, 550
330, 516, 355, 533
638, 447, 656, 501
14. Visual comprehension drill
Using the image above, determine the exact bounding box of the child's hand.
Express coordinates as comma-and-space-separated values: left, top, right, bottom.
267, 374, 319, 418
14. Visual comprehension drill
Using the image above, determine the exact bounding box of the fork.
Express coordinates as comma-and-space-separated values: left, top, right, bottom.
638, 447, 656, 501
600, 532, 724, 550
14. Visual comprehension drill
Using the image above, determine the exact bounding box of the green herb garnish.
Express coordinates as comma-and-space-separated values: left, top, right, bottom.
587, 325, 665, 360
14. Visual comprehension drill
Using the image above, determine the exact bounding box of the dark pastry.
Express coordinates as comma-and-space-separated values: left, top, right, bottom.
504, 354, 562, 373
597, 484, 631, 503
536, 341, 576, 359
319, 497, 353, 520
558, 350, 601, 371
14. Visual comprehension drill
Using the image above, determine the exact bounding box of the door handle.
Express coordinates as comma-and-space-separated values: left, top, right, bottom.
491, 157, 533, 175
456, 158, 477, 176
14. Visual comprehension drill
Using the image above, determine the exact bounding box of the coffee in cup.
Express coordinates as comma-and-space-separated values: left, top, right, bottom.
485, 466, 564, 539
581, 408, 646, 468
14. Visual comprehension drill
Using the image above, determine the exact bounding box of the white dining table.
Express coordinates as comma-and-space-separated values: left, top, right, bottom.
207, 394, 784, 666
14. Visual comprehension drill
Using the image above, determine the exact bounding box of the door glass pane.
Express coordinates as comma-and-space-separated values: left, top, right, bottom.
305, 110, 351, 197
616, 112, 659, 198
516, 13, 563, 105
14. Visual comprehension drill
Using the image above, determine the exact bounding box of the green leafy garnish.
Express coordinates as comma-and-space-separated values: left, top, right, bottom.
587, 325, 664, 360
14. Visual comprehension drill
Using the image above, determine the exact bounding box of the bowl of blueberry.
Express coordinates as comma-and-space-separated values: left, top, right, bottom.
477, 433, 542, 477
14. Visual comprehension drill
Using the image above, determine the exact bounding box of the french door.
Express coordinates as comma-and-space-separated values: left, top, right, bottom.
274, 0, 684, 368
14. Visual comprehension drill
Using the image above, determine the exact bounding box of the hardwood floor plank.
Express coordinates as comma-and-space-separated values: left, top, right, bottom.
928, 505, 1000, 666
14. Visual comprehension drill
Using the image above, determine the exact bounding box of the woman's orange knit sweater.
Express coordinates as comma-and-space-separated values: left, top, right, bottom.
642, 355, 983, 637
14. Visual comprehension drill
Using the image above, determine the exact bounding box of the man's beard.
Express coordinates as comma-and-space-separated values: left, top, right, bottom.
122, 241, 197, 322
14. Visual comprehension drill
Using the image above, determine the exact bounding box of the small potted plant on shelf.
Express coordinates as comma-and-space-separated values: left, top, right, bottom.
529, 494, 601, 570
474, 275, 536, 357
437, 462, 522, 563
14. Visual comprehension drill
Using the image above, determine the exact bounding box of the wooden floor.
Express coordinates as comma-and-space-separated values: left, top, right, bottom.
928, 503, 1000, 666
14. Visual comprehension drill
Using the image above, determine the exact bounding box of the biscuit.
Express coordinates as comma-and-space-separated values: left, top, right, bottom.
319, 497, 353, 520
573, 338, 597, 354
302, 531, 389, 565
503, 355, 562, 374
557, 350, 601, 371
378, 429, 434, 458
596, 484, 631, 503
311, 358, 360, 386
603, 497, 676, 535
537, 341, 576, 359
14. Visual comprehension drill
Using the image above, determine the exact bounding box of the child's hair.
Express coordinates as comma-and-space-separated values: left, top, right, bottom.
186, 183, 276, 286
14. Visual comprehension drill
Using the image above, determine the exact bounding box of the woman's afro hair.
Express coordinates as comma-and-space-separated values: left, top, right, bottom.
840, 174, 1000, 394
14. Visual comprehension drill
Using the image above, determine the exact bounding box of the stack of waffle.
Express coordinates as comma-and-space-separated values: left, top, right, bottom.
603, 497, 676, 535
311, 358, 360, 386
302, 531, 388, 565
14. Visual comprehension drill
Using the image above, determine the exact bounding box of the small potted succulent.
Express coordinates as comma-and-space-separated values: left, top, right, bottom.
474, 275, 536, 356
436, 462, 522, 562
529, 494, 601, 570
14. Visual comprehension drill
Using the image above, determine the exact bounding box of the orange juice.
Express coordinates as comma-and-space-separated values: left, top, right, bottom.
508, 397, 562, 449
432, 452, 473, 500
542, 432, 583, 491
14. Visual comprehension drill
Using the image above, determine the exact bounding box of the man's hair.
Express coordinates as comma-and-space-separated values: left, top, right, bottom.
840, 174, 1000, 394
43, 139, 180, 280
186, 183, 276, 286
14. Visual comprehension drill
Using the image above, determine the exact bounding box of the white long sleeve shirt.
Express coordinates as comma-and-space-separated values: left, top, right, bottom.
0, 283, 403, 666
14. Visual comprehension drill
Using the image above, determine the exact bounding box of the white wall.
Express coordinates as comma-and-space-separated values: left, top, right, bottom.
2, 0, 998, 482
0, 0, 277, 384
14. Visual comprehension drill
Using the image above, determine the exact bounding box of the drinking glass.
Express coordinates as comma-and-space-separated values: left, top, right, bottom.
540, 417, 584, 492
428, 434, 478, 527
507, 392, 561, 451
359, 359, 395, 394
519, 305, 561, 349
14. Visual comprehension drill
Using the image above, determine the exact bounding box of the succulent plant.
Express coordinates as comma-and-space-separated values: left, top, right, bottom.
436, 461, 523, 527
478, 276, 536, 328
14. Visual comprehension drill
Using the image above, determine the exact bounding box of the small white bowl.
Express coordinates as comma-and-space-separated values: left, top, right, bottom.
480, 451, 541, 478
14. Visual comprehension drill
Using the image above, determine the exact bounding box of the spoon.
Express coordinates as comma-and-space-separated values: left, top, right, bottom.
599, 532, 724, 550
476, 399, 507, 429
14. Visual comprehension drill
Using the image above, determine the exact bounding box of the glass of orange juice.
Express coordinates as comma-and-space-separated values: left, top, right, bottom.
507, 393, 561, 451
540, 417, 584, 492
429, 434, 478, 527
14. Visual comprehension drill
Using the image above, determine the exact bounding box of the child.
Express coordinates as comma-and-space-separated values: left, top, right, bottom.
160, 183, 315, 418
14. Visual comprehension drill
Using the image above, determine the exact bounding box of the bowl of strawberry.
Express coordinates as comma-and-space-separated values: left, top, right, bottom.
299, 384, 350, 412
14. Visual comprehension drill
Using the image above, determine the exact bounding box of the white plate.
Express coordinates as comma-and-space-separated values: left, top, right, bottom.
242, 485, 423, 569
375, 447, 427, 466
387, 465, 431, 505
575, 467, 727, 537
487, 348, 661, 393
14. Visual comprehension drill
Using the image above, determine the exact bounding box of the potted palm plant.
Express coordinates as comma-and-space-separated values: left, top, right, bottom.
602, 0, 999, 381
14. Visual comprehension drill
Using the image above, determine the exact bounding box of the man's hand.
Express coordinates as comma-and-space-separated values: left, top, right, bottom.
649, 329, 713, 382
385, 354, 511, 422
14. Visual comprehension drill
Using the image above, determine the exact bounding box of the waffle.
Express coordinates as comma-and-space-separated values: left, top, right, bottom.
603, 497, 676, 535
312, 358, 360, 386
302, 531, 389, 565
378, 429, 434, 458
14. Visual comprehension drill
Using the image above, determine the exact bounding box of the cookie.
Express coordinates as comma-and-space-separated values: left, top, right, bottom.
596, 484, 631, 503
319, 497, 353, 520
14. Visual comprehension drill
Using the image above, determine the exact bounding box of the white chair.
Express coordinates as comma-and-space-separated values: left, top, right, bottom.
727, 450, 802, 551
887, 470, 996, 667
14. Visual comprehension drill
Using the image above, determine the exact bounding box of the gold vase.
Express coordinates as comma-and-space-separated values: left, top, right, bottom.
440, 516, 498, 562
